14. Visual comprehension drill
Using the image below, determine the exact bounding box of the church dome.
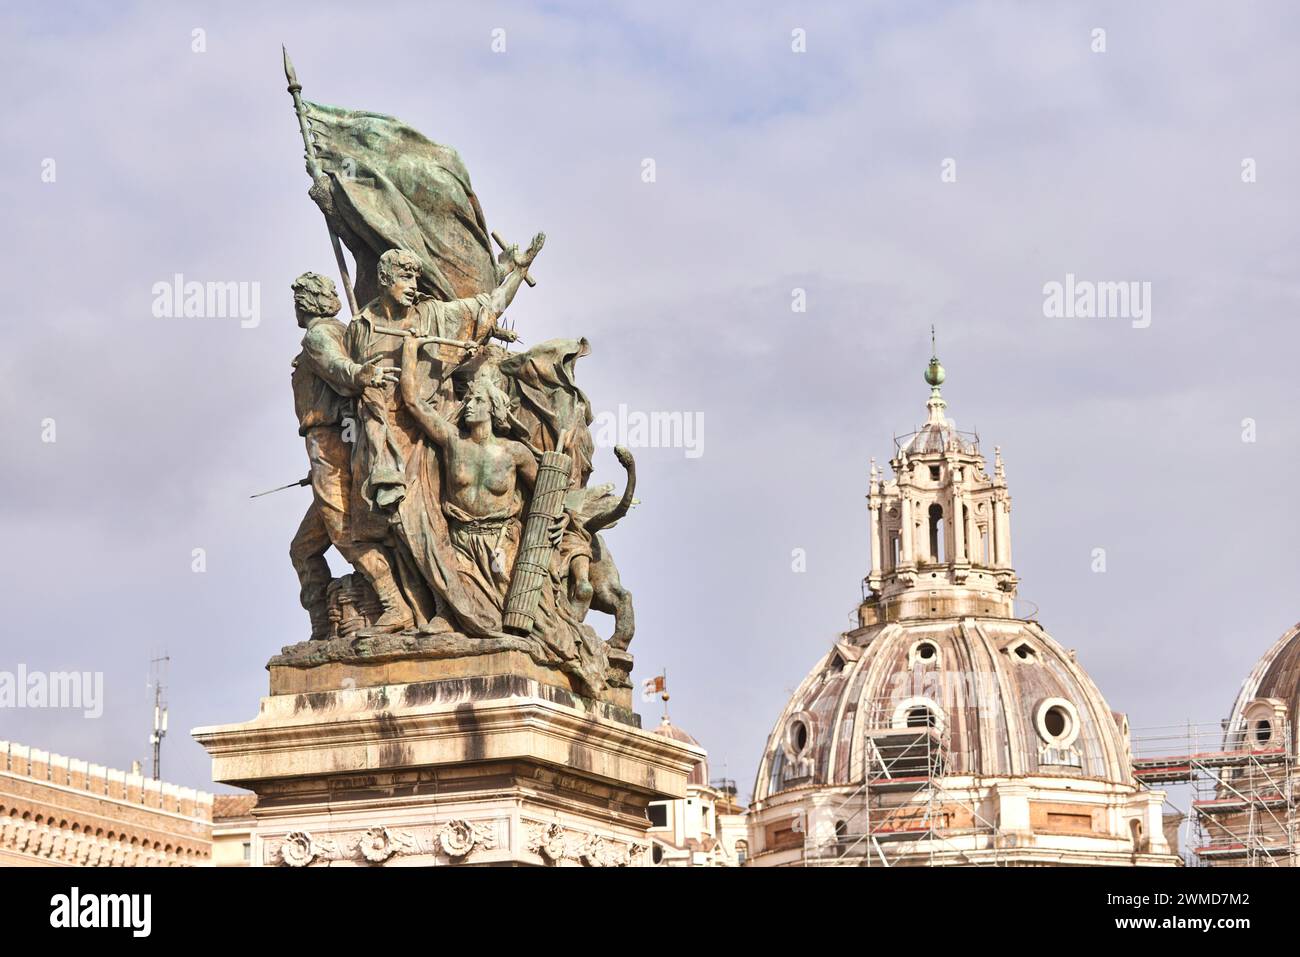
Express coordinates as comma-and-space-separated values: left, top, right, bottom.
745, 344, 1177, 866
650, 717, 709, 787
1226, 621, 1300, 752
753, 617, 1134, 803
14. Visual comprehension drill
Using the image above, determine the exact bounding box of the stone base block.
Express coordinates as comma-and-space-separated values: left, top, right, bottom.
192, 672, 701, 867
268, 635, 633, 710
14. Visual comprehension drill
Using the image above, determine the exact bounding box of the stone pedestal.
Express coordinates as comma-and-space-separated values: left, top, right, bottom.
193, 669, 701, 867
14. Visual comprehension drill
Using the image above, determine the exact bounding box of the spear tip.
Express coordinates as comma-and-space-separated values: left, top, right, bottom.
282, 45, 299, 89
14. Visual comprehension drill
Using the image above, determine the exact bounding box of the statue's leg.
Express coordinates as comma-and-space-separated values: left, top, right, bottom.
289, 504, 332, 640
351, 544, 414, 634
309, 425, 414, 635
569, 554, 594, 612
604, 582, 635, 651
589, 539, 635, 651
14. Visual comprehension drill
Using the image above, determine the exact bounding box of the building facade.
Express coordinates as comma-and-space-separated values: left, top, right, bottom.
646, 717, 748, 866
212, 793, 257, 867
0, 740, 212, 866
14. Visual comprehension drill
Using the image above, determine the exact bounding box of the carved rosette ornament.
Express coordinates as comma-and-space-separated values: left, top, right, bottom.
578, 834, 607, 867
280, 831, 316, 868
359, 826, 395, 863
529, 822, 568, 863
434, 820, 478, 859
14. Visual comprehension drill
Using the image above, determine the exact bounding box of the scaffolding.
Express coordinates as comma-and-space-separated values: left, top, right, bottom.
800, 705, 1004, 866
1131, 721, 1297, 867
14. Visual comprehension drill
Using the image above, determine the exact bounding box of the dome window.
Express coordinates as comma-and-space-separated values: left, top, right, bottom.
908, 640, 940, 668
1034, 698, 1081, 748
1044, 708, 1067, 737
1010, 641, 1036, 662
788, 718, 810, 755
1239, 699, 1287, 751
906, 706, 936, 728
1253, 719, 1273, 746
891, 696, 946, 735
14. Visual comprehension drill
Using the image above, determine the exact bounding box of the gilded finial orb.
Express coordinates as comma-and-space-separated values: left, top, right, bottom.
924, 356, 945, 388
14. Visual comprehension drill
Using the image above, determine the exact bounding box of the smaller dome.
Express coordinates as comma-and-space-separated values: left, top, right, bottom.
1228, 621, 1300, 749
650, 717, 709, 787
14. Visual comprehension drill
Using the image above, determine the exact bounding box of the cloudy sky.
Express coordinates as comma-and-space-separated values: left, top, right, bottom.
2, 1, 1297, 804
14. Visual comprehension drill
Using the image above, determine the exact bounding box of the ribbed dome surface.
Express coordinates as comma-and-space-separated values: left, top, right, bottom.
754, 617, 1134, 803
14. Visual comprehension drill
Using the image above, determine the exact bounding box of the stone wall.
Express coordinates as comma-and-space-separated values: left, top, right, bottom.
0, 740, 213, 866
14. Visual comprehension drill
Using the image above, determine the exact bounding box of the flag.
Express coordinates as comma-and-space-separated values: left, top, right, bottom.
303, 101, 500, 306
641, 674, 666, 702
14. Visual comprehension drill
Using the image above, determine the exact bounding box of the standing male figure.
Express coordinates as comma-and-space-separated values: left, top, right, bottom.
345, 240, 544, 531
288, 271, 414, 638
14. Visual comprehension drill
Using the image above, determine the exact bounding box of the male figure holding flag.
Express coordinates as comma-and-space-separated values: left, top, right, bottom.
344, 241, 544, 532
288, 271, 413, 638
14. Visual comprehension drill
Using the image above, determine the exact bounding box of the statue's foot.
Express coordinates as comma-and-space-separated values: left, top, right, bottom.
418, 616, 457, 636
355, 606, 415, 638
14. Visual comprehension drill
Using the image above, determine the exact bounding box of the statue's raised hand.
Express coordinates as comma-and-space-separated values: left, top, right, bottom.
499, 232, 546, 273
307, 175, 335, 216
521, 232, 546, 266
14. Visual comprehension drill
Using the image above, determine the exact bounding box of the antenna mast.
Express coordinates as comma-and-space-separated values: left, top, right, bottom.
149, 654, 170, 781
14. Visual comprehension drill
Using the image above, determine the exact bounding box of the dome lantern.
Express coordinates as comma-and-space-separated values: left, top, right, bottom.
866, 335, 1016, 620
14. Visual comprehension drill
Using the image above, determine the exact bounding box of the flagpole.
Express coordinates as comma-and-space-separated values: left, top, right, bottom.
283, 46, 361, 317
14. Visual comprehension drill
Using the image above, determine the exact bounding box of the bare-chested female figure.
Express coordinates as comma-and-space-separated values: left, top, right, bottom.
398, 334, 540, 607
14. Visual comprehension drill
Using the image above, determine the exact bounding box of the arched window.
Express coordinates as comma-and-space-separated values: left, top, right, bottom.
928, 504, 944, 562
906, 705, 937, 728
1129, 819, 1145, 851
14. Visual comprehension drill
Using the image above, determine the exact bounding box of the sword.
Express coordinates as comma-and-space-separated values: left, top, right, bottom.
250, 476, 310, 499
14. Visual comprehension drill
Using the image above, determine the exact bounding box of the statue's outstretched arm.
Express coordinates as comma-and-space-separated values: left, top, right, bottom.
483, 232, 545, 318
